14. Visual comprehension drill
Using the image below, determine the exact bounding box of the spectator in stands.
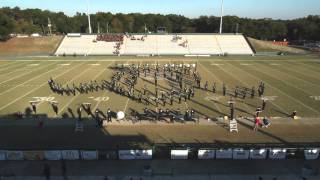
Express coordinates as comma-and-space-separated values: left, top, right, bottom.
97, 34, 124, 42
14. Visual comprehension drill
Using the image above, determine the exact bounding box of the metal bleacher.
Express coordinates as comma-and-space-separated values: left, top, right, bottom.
55, 34, 254, 56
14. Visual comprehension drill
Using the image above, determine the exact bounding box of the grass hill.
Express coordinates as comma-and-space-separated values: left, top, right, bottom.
247, 37, 307, 54
0, 36, 63, 56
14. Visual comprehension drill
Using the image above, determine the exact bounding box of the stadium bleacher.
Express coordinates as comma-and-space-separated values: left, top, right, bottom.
55, 34, 254, 56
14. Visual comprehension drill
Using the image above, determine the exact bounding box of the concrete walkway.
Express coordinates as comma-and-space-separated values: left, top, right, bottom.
0, 160, 319, 179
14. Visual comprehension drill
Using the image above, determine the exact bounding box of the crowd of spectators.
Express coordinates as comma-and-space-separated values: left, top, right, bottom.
125, 34, 147, 41
97, 34, 124, 42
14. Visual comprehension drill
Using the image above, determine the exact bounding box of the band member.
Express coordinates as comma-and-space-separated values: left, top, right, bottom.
212, 82, 216, 93
31, 102, 37, 114
255, 107, 262, 117
262, 99, 266, 110
291, 110, 297, 118
222, 83, 226, 96
77, 107, 82, 121
107, 108, 112, 122
204, 81, 208, 90
143, 85, 147, 95
251, 86, 255, 98
52, 103, 58, 115
155, 77, 158, 86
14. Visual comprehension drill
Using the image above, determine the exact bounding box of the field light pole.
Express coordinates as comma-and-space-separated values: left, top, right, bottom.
228, 98, 235, 120
87, 0, 92, 34
219, 0, 224, 34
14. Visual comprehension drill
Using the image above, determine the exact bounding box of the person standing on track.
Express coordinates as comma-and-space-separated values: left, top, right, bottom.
107, 108, 112, 122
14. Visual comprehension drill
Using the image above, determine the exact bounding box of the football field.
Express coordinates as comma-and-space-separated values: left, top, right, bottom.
0, 56, 320, 119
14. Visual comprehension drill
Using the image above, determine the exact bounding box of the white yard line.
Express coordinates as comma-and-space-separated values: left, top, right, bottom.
282, 64, 320, 81
0, 66, 32, 78
36, 62, 92, 108
198, 61, 238, 113
0, 62, 62, 96
2, 59, 320, 62
58, 64, 107, 115
123, 99, 130, 113
0, 61, 29, 72
184, 102, 189, 109
295, 62, 320, 76
205, 91, 222, 113
0, 62, 85, 112
226, 62, 320, 115
264, 63, 320, 88
92, 62, 115, 111
251, 64, 320, 106
213, 63, 256, 114
198, 62, 222, 83
0, 62, 56, 86
222, 62, 291, 114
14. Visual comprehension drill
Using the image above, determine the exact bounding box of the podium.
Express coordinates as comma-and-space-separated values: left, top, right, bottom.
229, 119, 238, 133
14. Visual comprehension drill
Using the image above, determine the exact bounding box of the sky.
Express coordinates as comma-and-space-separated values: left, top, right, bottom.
1, 0, 320, 19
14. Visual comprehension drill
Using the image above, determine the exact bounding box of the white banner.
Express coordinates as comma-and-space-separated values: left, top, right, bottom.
44, 151, 62, 160
233, 149, 249, 159
23, 151, 44, 160
61, 150, 80, 160
118, 150, 152, 160
249, 149, 267, 159
6, 151, 24, 160
81, 151, 98, 160
304, 149, 320, 160
0, 151, 6, 160
198, 150, 215, 159
216, 149, 232, 159
269, 149, 287, 160
171, 150, 189, 160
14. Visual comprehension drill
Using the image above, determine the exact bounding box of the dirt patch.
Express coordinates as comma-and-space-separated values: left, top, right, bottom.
247, 37, 307, 54
0, 36, 63, 56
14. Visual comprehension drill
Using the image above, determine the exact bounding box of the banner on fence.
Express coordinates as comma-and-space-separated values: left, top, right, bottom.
269, 149, 287, 160
233, 149, 249, 159
304, 149, 320, 160
0, 151, 6, 160
249, 149, 267, 159
61, 150, 80, 160
216, 149, 233, 159
118, 150, 152, 160
44, 151, 62, 160
6, 151, 23, 160
23, 151, 44, 160
171, 150, 188, 160
198, 150, 215, 159
81, 151, 98, 160
98, 150, 118, 160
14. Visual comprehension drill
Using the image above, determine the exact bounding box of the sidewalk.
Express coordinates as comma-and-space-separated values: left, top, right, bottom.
1, 175, 319, 180
0, 160, 319, 179
0, 116, 318, 126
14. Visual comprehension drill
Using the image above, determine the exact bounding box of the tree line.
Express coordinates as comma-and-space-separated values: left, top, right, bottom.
0, 7, 319, 42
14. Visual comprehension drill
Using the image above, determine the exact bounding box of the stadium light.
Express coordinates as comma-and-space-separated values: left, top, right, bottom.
219, 0, 224, 34
87, 0, 92, 34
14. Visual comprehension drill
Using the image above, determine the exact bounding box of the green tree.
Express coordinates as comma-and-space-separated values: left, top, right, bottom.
0, 12, 14, 40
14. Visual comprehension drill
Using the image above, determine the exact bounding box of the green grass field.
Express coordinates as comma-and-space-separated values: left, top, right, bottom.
0, 55, 320, 149
0, 55, 319, 119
